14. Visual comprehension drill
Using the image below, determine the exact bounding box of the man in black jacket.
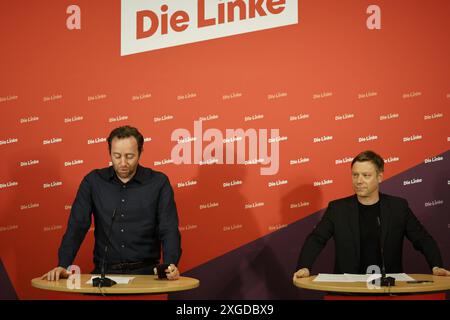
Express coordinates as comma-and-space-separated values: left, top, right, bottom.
294, 150, 449, 279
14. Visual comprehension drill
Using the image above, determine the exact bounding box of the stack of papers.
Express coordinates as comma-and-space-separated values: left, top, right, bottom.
313, 273, 415, 282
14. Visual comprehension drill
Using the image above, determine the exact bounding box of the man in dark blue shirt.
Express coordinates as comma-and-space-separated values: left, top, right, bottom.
43, 126, 182, 281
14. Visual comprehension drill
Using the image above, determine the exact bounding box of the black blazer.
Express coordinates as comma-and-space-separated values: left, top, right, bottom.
296, 193, 443, 273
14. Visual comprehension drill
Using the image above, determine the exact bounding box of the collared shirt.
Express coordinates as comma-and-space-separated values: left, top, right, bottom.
58, 165, 182, 268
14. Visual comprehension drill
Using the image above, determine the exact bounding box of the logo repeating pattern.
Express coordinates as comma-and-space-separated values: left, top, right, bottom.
1, 1, 449, 299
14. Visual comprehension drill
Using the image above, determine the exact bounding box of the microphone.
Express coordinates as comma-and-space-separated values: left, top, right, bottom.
376, 216, 395, 287
92, 209, 118, 287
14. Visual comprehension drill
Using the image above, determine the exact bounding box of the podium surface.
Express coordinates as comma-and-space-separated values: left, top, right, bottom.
294, 274, 450, 294
31, 274, 199, 295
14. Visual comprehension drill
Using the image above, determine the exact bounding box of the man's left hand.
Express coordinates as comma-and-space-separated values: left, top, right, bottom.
166, 264, 180, 280
432, 267, 450, 276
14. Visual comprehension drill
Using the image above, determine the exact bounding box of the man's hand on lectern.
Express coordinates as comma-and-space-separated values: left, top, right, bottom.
432, 266, 450, 276
41, 267, 70, 281
166, 264, 180, 280
293, 268, 310, 281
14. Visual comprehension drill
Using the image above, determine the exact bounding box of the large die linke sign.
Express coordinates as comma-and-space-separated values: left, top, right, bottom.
121, 0, 298, 55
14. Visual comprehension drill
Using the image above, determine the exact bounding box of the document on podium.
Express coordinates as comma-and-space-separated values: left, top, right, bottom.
86, 276, 135, 284
314, 273, 415, 282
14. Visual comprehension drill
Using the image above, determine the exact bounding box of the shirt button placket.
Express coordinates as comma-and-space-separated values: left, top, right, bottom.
119, 184, 127, 250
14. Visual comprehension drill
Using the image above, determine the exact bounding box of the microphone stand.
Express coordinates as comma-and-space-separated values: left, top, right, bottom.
377, 216, 395, 287
93, 209, 118, 287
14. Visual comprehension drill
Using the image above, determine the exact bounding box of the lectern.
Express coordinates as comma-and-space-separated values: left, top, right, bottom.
294, 274, 449, 300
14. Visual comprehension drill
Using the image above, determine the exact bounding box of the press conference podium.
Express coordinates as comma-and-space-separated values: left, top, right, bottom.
31, 274, 199, 296
294, 274, 450, 300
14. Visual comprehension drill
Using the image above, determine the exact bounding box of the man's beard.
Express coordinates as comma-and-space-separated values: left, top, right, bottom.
115, 166, 136, 178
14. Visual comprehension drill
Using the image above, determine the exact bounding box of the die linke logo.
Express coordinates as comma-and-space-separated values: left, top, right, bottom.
121, 0, 298, 55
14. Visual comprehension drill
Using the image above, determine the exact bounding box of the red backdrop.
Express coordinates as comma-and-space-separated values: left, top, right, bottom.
0, 0, 449, 299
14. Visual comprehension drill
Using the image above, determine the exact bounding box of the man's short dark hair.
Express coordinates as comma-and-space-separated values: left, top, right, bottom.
107, 125, 144, 155
351, 150, 384, 173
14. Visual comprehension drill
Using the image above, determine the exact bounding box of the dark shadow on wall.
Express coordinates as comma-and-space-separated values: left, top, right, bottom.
172, 156, 250, 299
170, 177, 333, 299
380, 150, 450, 273
0, 259, 18, 300
170, 209, 333, 300
380, 149, 450, 299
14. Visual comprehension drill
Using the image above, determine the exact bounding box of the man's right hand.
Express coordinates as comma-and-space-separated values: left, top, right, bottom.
41, 267, 70, 281
293, 268, 310, 281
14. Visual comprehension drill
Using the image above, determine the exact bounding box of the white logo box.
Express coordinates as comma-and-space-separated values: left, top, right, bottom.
121, 0, 298, 55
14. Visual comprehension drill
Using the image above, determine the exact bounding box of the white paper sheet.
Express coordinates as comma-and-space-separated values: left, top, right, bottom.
313, 274, 353, 282
344, 273, 416, 282
86, 276, 135, 284
384, 273, 416, 281
313, 273, 415, 282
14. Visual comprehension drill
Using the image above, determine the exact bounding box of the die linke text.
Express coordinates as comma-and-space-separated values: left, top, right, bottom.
136, 0, 286, 38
